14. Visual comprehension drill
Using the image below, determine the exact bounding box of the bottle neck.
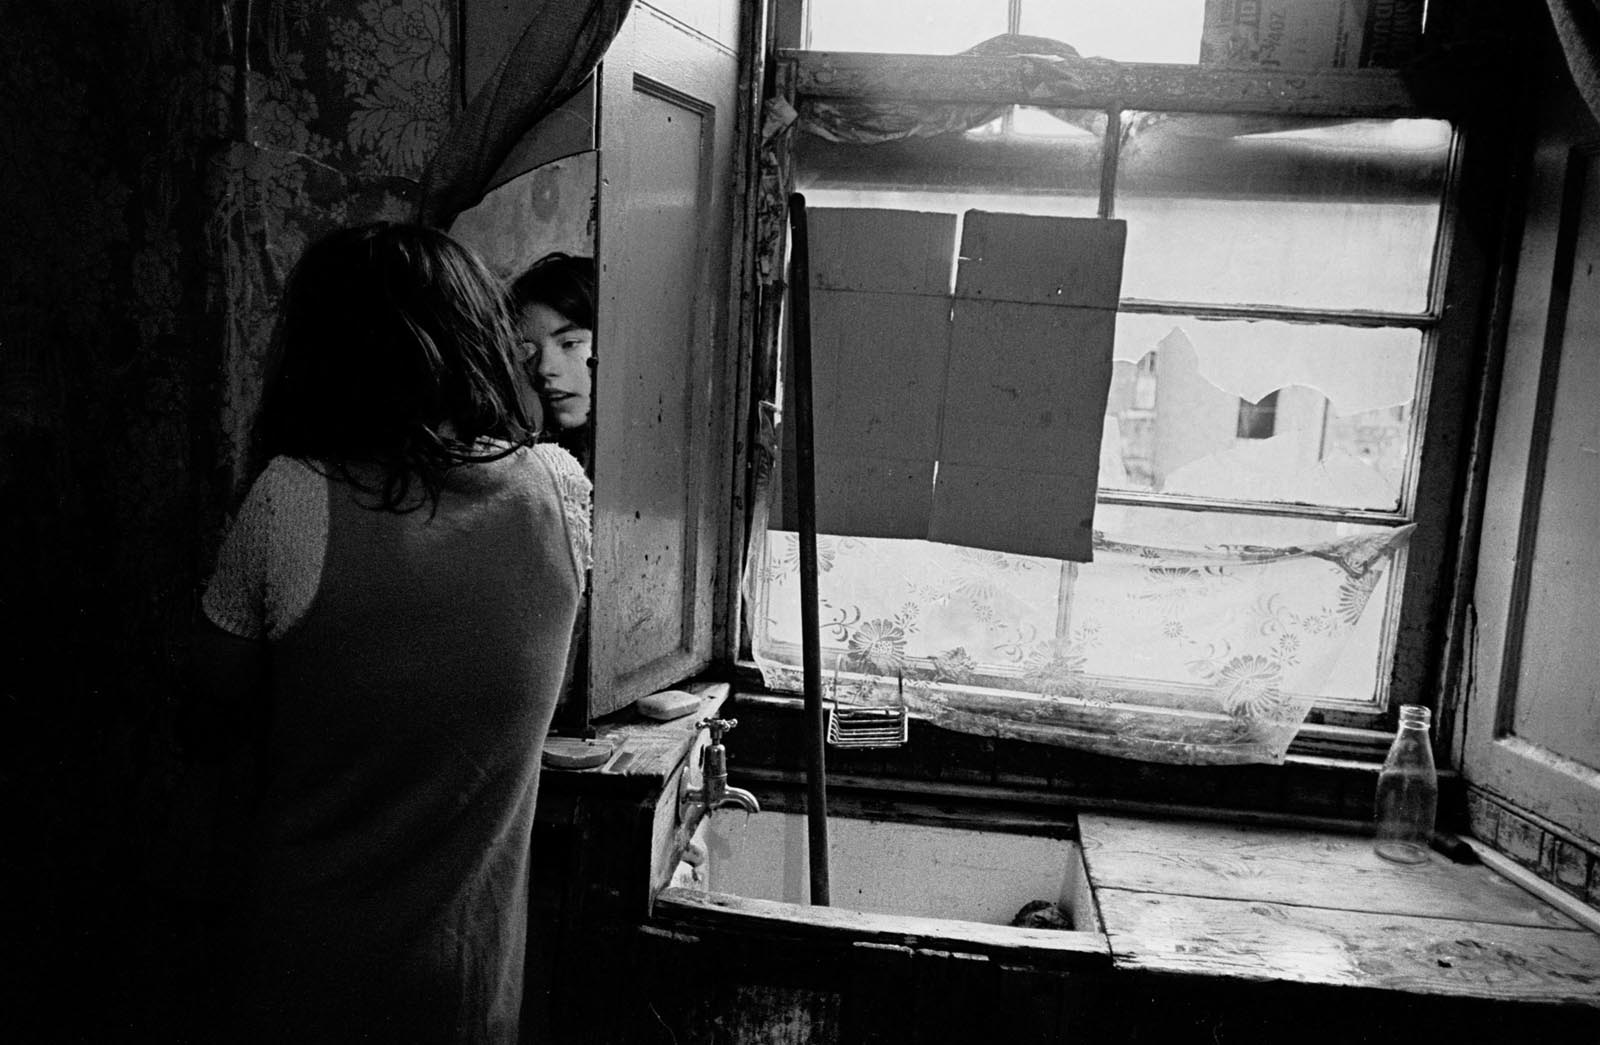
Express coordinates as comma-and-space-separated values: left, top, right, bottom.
1397, 705, 1431, 733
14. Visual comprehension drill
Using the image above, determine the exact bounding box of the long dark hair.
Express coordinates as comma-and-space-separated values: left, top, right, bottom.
508, 252, 597, 465
508, 252, 596, 329
257, 222, 537, 511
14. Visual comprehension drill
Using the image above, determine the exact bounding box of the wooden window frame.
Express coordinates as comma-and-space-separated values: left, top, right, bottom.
715, 26, 1510, 766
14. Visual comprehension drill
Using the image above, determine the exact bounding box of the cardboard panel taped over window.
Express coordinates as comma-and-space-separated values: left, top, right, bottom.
939, 302, 1117, 471
928, 464, 1096, 561
813, 453, 936, 539
934, 302, 1115, 560
955, 211, 1126, 307
778, 210, 951, 540
787, 206, 1125, 562
936, 214, 1123, 560
808, 288, 947, 462
807, 207, 956, 296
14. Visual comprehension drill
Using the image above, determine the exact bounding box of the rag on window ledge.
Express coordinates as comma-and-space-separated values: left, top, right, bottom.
796, 34, 1093, 146
743, 497, 1412, 766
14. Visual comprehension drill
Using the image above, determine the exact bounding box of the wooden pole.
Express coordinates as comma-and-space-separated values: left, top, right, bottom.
787, 192, 830, 906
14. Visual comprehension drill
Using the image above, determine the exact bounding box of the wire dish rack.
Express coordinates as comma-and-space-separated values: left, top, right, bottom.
823, 672, 910, 749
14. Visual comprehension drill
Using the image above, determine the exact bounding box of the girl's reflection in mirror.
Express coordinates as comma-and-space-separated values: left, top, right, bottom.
510, 253, 595, 471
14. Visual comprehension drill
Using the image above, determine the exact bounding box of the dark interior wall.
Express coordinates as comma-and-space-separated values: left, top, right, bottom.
0, 1, 461, 1035
0, 4, 219, 1036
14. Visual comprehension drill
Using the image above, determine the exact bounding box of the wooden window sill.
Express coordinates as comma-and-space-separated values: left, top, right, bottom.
725, 685, 1460, 826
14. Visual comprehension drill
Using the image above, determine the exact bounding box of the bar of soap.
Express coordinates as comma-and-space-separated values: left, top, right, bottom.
636, 689, 701, 721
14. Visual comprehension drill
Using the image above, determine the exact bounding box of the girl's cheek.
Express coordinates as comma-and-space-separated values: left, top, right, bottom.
521, 386, 544, 432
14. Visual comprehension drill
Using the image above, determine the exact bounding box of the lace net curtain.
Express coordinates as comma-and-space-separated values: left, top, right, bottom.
745, 36, 1413, 765
746, 503, 1409, 765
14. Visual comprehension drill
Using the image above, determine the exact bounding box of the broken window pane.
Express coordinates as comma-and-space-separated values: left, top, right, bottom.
1101, 314, 1421, 511
1235, 390, 1280, 439
1114, 114, 1452, 311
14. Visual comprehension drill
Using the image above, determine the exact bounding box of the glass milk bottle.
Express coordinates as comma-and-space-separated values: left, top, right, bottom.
1373, 704, 1438, 864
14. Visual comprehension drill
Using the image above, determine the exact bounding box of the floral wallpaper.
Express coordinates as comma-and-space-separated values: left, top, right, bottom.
210, 0, 454, 488
0, 1, 461, 1035
334, 1, 454, 173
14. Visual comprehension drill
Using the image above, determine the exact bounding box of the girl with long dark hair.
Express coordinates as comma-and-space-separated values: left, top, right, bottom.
508, 252, 596, 469
195, 222, 590, 1042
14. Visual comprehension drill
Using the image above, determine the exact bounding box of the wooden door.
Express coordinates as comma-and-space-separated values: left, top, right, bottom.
1464, 45, 1600, 845
590, 0, 741, 716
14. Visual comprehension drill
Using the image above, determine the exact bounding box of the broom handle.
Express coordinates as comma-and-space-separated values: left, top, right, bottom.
788, 192, 831, 907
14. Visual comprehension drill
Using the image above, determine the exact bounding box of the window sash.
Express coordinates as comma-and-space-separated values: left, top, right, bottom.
734, 45, 1484, 741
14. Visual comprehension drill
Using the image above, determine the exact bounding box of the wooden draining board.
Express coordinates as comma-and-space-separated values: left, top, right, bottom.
1080, 813, 1600, 1005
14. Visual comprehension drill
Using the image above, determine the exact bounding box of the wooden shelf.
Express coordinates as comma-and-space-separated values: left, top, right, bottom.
539, 681, 729, 798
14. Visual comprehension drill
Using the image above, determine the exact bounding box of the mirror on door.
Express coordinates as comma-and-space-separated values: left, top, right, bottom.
450, 148, 599, 474
449, 147, 600, 732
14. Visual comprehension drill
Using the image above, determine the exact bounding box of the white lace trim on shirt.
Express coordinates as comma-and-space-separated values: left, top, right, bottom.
534, 444, 594, 578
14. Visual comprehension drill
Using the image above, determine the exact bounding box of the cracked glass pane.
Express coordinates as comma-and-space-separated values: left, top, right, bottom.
1100, 314, 1421, 512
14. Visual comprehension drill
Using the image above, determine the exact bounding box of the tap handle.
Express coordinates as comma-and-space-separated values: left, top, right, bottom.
698, 716, 738, 745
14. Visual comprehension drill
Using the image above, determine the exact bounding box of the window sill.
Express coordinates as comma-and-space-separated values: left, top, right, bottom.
733, 656, 1400, 746
730, 662, 1402, 762
725, 678, 1461, 828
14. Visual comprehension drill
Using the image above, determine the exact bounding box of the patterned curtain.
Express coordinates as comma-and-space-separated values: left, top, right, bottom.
1547, 0, 1600, 126
417, 0, 634, 228
745, 498, 1410, 766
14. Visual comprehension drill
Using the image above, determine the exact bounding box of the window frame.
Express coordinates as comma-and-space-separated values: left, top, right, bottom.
719, 20, 1504, 762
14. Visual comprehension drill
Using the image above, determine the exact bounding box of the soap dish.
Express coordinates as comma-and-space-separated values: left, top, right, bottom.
542, 735, 618, 770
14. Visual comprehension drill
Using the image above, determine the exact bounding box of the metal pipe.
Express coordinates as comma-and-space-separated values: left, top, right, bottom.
786, 192, 830, 907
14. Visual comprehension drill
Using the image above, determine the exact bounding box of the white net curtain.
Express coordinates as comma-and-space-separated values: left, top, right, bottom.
745, 502, 1411, 765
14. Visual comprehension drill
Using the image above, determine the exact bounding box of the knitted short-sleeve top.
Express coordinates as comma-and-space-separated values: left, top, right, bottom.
203, 443, 591, 640
200, 442, 592, 1043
